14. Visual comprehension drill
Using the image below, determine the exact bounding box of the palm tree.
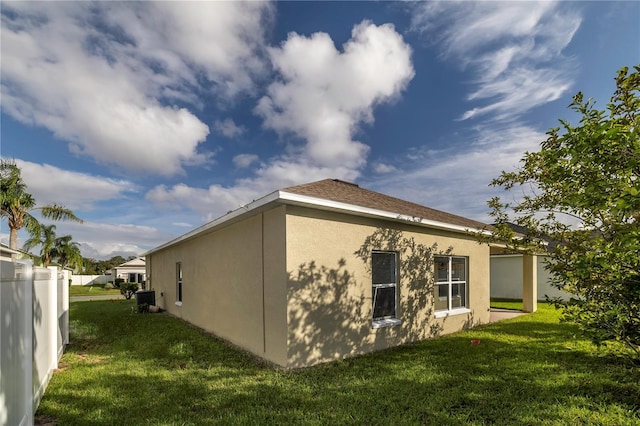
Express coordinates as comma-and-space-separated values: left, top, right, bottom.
1, 159, 83, 254
53, 235, 83, 272
23, 224, 58, 267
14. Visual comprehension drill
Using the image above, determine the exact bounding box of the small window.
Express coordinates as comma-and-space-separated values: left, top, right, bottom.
372, 251, 400, 326
176, 262, 183, 304
434, 256, 467, 312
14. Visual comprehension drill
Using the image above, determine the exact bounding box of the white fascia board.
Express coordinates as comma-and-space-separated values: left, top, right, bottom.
277, 191, 491, 235
143, 189, 491, 257
142, 190, 281, 256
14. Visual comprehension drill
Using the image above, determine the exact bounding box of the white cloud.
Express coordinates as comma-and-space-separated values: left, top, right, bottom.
255, 20, 414, 170
411, 1, 581, 121
145, 20, 416, 225
366, 125, 547, 222
1, 2, 272, 176
15, 159, 135, 211
215, 118, 246, 138
146, 182, 265, 222
172, 222, 194, 228
146, 156, 362, 223
233, 154, 260, 168
56, 220, 172, 260
372, 163, 397, 174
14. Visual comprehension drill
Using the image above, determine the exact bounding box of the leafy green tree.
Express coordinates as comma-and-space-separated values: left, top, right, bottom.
81, 257, 99, 274
1, 159, 83, 252
23, 224, 58, 267
53, 235, 83, 272
487, 65, 640, 358
110, 255, 126, 266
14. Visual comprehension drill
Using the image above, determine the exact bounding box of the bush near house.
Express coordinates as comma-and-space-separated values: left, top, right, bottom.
119, 282, 139, 299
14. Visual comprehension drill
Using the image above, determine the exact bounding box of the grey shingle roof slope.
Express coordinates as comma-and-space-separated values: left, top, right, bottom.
282, 179, 489, 230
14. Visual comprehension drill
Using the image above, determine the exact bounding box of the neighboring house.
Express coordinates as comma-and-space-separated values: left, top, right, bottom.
0, 243, 20, 261
489, 223, 571, 302
490, 254, 571, 301
0, 242, 37, 262
144, 179, 494, 369
113, 257, 146, 284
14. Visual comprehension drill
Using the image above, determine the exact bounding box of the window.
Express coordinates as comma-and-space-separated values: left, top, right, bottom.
176, 262, 183, 305
434, 256, 467, 313
372, 251, 400, 327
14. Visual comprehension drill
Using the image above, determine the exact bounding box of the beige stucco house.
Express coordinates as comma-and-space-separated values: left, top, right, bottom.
144, 179, 494, 368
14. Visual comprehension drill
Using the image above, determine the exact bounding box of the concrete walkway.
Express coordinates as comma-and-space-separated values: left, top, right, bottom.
489, 308, 526, 322
70, 294, 125, 302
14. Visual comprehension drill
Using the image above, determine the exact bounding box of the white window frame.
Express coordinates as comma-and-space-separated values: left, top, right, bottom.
371, 251, 401, 328
175, 261, 183, 306
434, 256, 470, 318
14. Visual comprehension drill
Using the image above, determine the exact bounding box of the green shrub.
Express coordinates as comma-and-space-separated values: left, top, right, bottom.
120, 282, 138, 299
104, 283, 114, 290
114, 278, 124, 288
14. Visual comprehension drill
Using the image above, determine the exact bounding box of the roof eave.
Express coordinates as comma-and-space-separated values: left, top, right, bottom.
278, 191, 491, 236
142, 190, 281, 256
143, 189, 491, 257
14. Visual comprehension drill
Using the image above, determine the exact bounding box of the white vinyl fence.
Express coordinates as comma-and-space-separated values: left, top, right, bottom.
70, 274, 110, 286
1, 260, 69, 426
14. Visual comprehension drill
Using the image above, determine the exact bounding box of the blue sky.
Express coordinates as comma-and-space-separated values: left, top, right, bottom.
1, 1, 638, 260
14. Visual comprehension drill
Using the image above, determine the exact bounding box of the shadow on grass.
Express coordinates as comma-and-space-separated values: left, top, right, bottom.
37, 300, 640, 425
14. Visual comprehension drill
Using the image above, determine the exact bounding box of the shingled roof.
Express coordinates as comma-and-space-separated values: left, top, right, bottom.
145, 178, 490, 255
282, 179, 488, 230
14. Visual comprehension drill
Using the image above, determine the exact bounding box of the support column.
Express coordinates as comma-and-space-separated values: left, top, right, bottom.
523, 254, 537, 313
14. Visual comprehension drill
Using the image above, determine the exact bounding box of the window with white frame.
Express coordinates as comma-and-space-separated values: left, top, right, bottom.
176, 262, 183, 304
434, 256, 467, 312
372, 251, 399, 325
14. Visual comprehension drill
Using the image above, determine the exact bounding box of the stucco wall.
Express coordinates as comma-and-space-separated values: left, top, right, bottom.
490, 254, 571, 301
284, 206, 491, 368
147, 208, 287, 364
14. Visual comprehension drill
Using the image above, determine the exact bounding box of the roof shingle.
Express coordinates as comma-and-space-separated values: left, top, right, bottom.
282, 179, 488, 230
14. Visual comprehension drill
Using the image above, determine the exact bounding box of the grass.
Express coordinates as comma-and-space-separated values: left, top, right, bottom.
490, 298, 523, 310
37, 301, 639, 425
68, 284, 121, 297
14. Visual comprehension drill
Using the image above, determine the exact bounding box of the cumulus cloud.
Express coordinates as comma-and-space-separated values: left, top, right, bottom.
1, 2, 272, 176
146, 19, 416, 224
59, 221, 171, 259
146, 182, 265, 221
15, 159, 135, 210
372, 163, 397, 174
411, 1, 581, 121
233, 154, 260, 168
255, 20, 414, 170
146, 155, 363, 222
215, 118, 246, 138
366, 125, 547, 222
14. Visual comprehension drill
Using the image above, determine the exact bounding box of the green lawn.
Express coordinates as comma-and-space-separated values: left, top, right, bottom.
68, 284, 121, 297
489, 298, 523, 310
37, 301, 639, 425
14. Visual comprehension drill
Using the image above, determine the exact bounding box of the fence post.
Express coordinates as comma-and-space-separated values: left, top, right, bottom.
58, 270, 69, 347
0, 259, 34, 426
47, 267, 58, 371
